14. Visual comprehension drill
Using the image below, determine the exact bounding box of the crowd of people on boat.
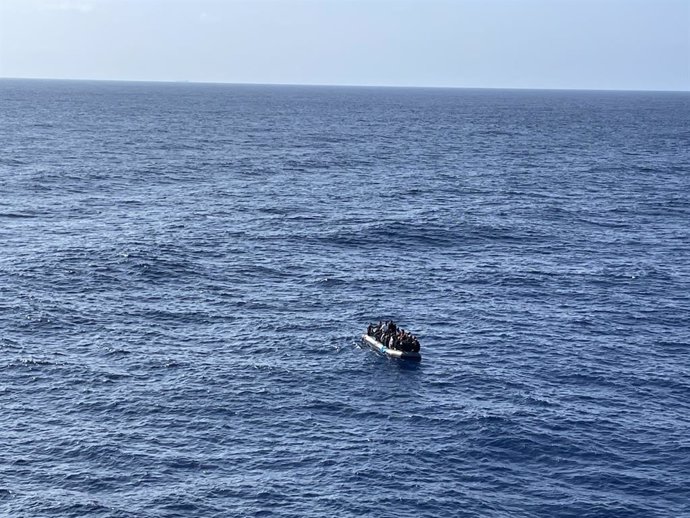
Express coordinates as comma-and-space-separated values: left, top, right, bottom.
367, 321, 420, 353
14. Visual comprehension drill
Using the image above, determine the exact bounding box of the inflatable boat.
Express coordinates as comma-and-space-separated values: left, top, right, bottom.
362, 334, 422, 362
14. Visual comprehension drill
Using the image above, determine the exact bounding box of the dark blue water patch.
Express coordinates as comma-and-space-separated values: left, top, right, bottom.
0, 210, 40, 219
1, 79, 689, 517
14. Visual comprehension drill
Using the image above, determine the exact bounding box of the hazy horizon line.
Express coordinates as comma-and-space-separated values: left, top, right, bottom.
1, 76, 688, 94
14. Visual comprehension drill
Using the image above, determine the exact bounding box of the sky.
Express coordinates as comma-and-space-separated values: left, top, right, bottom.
0, 0, 688, 91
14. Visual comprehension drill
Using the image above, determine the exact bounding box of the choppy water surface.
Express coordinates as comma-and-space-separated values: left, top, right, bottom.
1, 79, 689, 517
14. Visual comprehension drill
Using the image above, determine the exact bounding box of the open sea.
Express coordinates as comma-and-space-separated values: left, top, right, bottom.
1, 79, 689, 517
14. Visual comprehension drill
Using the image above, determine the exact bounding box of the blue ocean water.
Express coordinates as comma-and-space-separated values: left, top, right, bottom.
1, 79, 689, 517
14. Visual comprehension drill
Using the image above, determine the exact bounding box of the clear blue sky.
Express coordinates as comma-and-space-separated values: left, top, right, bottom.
1, 0, 688, 90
